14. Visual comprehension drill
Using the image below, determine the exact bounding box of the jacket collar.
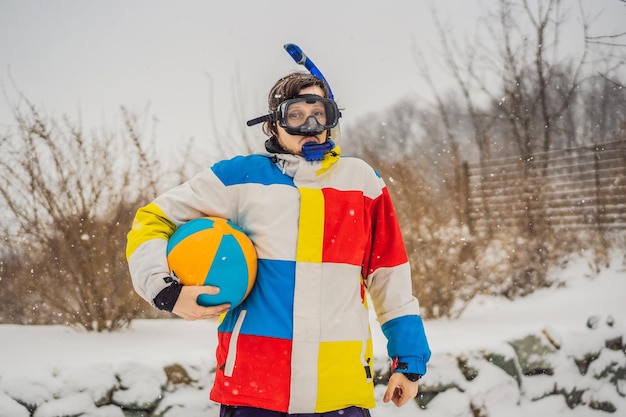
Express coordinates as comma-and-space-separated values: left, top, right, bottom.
262, 138, 341, 181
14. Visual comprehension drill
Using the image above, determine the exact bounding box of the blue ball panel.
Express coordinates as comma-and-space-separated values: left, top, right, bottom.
167, 218, 216, 255
196, 234, 249, 307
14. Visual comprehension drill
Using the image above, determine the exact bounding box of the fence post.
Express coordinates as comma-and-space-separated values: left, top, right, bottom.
462, 161, 474, 235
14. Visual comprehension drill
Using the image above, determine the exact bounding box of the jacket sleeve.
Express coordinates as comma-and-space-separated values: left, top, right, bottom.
126, 165, 232, 306
364, 180, 431, 375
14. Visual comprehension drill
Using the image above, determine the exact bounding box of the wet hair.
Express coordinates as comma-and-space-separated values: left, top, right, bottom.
263, 72, 330, 137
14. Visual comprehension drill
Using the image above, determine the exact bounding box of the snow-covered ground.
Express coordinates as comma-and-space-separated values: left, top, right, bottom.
1, 251, 624, 416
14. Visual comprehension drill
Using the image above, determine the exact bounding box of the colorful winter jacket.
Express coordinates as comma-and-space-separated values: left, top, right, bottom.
126, 145, 431, 413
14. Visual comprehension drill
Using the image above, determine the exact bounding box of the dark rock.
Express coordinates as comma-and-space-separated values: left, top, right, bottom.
574, 351, 600, 375
484, 352, 522, 387
605, 336, 623, 351
457, 354, 479, 381
590, 399, 617, 413
509, 334, 555, 376
587, 315, 600, 329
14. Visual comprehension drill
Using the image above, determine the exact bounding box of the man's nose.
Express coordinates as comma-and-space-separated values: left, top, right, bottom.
302, 115, 322, 131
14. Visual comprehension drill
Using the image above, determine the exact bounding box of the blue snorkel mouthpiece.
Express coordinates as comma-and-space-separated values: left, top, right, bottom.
302, 140, 336, 161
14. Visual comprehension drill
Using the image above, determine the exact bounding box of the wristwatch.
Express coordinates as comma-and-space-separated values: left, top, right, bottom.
391, 358, 423, 382
403, 373, 422, 382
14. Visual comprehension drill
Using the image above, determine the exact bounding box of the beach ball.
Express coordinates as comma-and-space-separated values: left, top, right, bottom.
166, 217, 257, 307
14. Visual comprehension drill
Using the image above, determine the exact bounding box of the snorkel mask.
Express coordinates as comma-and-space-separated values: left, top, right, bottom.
246, 94, 341, 136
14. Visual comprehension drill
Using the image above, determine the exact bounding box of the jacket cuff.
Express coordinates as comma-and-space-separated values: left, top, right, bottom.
153, 279, 182, 312
392, 355, 428, 376
381, 315, 431, 375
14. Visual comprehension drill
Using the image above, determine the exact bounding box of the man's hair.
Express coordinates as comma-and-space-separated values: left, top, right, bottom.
263, 72, 330, 137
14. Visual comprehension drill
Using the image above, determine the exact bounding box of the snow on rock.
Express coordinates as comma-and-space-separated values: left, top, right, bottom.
33, 392, 94, 417
0, 369, 63, 410
0, 391, 29, 417
55, 364, 118, 405
154, 386, 219, 417
79, 405, 125, 417
111, 362, 166, 410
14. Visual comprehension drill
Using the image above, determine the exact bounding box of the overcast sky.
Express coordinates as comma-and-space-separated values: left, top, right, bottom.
1, 0, 624, 157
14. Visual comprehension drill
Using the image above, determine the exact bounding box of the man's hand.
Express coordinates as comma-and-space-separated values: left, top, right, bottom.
172, 285, 230, 320
383, 372, 419, 407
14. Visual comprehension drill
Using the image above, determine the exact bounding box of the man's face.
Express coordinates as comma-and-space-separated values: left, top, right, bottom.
275, 85, 328, 156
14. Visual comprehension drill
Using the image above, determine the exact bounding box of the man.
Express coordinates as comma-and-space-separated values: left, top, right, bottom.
127, 72, 431, 416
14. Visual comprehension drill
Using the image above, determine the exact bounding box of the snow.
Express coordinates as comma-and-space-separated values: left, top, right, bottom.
1, 251, 624, 416
420, 254, 624, 354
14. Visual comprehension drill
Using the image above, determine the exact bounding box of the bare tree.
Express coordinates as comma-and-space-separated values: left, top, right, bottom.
340, 0, 626, 318
0, 100, 170, 331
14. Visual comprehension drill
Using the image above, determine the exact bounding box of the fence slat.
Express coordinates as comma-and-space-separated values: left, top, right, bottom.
465, 139, 626, 232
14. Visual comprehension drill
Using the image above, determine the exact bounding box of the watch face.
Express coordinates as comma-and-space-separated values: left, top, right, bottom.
405, 373, 422, 382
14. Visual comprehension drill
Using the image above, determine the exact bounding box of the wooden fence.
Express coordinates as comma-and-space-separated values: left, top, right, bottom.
464, 139, 626, 234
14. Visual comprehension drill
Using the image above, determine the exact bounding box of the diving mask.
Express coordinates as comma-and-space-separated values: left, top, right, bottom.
247, 94, 341, 136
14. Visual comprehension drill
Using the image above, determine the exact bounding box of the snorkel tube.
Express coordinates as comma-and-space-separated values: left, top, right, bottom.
283, 44, 335, 100
283, 44, 342, 156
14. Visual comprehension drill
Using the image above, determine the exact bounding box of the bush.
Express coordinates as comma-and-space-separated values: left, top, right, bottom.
0, 102, 170, 331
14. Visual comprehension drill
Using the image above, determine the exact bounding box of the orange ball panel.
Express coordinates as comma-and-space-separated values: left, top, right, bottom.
167, 229, 222, 286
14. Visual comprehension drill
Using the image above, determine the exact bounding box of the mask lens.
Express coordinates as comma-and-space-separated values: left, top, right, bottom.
278, 96, 339, 134
285, 100, 327, 127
